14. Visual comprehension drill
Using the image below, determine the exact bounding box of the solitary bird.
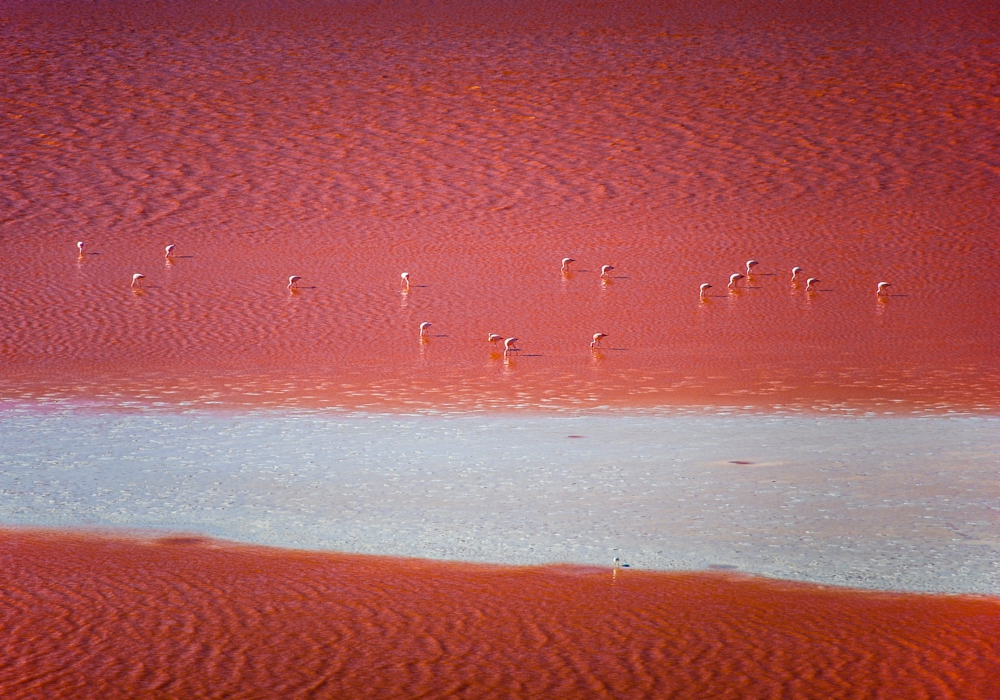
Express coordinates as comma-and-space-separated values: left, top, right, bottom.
503, 337, 518, 356
287, 275, 302, 289
77, 241, 84, 255
613, 557, 621, 569
420, 322, 432, 338
746, 259, 758, 275
488, 333, 503, 345
806, 277, 820, 291
791, 266, 803, 283
165, 244, 175, 258
561, 258, 575, 272
591, 332, 608, 349
600, 264, 614, 279
401, 272, 410, 289
131, 273, 145, 288
877, 281, 891, 296
700, 283, 712, 298
728, 273, 743, 290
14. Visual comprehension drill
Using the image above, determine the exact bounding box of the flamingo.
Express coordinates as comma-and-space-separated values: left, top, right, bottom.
600, 265, 614, 279
746, 259, 758, 275
591, 332, 608, 349
503, 337, 518, 356
287, 275, 302, 289
488, 333, 503, 345
728, 273, 743, 290
877, 282, 891, 296
561, 258, 575, 272
791, 266, 803, 283
131, 273, 145, 288
77, 241, 84, 255
700, 283, 712, 298
420, 322, 432, 338
806, 277, 820, 291
165, 244, 175, 258
401, 272, 410, 289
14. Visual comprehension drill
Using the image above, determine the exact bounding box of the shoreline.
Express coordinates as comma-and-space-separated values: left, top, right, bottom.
3, 407, 996, 595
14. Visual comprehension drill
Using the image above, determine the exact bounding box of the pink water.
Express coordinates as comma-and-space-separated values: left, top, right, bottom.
2, 529, 998, 699
1, 0, 998, 412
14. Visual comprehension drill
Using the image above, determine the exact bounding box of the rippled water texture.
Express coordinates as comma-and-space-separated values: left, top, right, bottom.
2, 0, 998, 412
1, 530, 997, 700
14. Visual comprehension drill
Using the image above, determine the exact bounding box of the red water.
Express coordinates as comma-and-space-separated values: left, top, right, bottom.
1, 0, 998, 412
1, 529, 997, 699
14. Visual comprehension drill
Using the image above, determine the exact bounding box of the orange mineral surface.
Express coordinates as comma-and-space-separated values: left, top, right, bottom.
1, 529, 997, 699
1, 0, 998, 413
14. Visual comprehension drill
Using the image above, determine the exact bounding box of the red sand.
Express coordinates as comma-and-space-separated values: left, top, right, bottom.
1, 0, 999, 412
1, 529, 997, 699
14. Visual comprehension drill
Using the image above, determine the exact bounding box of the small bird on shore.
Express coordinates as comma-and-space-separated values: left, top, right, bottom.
791, 266, 803, 283
165, 244, 175, 259
728, 273, 743, 290
77, 241, 85, 255
287, 275, 302, 290
401, 272, 410, 289
806, 277, 820, 291
600, 265, 614, 279
503, 337, 518, 356
877, 281, 891, 296
561, 258, 575, 272
746, 259, 758, 275
420, 321, 432, 338
131, 273, 145, 288
591, 332, 608, 349
613, 557, 621, 569
488, 333, 503, 345
700, 283, 712, 298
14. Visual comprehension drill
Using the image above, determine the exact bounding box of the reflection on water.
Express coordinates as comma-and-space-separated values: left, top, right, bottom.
0, 0, 998, 413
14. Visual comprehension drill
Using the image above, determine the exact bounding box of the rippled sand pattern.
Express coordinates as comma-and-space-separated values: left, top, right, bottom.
1, 530, 997, 700
1, 0, 998, 412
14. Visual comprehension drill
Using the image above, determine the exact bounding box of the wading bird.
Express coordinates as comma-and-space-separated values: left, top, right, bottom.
165, 244, 175, 258
488, 333, 503, 345
287, 275, 302, 289
131, 273, 145, 288
877, 281, 891, 296
561, 258, 575, 272
791, 266, 803, 283
700, 283, 712, 298
591, 332, 608, 349
77, 241, 84, 255
728, 273, 743, 290
420, 322, 432, 338
503, 337, 518, 357
806, 277, 820, 291
746, 260, 758, 275
401, 272, 410, 289
600, 265, 614, 278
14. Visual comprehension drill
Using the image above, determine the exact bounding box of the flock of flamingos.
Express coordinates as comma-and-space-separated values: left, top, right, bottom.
78, 240, 893, 360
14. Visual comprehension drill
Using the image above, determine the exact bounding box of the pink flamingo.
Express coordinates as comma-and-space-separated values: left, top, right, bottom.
131, 273, 145, 288
287, 275, 302, 290
728, 273, 743, 290
600, 265, 614, 279
700, 283, 712, 298
561, 258, 575, 272
806, 277, 820, 291
877, 282, 891, 296
591, 332, 608, 349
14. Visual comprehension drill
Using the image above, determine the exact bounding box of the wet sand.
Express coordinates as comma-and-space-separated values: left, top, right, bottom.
2, 529, 998, 700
